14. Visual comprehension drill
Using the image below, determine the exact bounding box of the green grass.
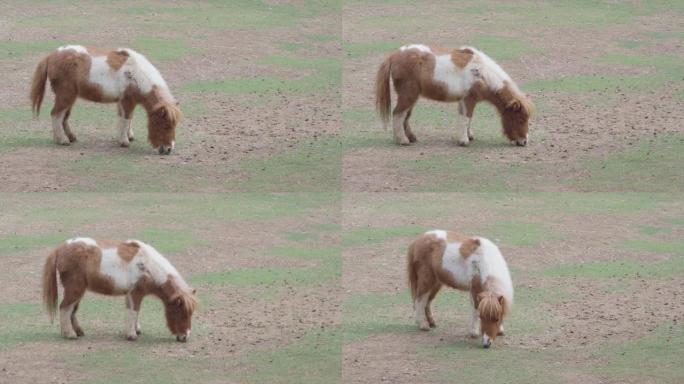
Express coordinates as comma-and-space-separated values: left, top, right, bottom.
545, 239, 684, 279
579, 134, 684, 192
483, 220, 557, 246
0, 40, 66, 58
191, 246, 340, 287
238, 136, 342, 191
131, 36, 199, 61
0, 233, 68, 254
471, 35, 539, 61
238, 329, 341, 383
183, 55, 340, 96
342, 225, 425, 247
592, 322, 684, 383
343, 41, 398, 59
135, 228, 206, 254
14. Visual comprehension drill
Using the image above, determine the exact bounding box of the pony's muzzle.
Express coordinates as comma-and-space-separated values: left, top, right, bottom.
176, 333, 188, 342
482, 334, 492, 348
157, 145, 173, 155
515, 138, 527, 146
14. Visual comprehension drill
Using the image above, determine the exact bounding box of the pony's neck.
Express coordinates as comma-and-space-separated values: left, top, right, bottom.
140, 86, 170, 114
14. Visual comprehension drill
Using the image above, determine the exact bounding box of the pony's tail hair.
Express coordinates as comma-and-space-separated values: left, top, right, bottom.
30, 56, 49, 117
42, 249, 59, 323
375, 56, 392, 129
407, 242, 418, 300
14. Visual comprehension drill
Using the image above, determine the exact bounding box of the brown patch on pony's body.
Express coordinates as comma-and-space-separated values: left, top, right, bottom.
117, 241, 140, 262
451, 48, 473, 69
106, 50, 129, 70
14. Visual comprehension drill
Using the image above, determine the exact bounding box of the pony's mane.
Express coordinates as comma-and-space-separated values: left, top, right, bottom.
478, 292, 504, 321
159, 100, 183, 126
176, 290, 198, 315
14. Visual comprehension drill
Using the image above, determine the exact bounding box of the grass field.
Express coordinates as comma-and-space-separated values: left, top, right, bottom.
0, 0, 682, 383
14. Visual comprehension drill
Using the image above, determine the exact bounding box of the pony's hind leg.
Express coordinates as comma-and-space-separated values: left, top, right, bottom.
71, 301, 84, 337
59, 279, 86, 339
392, 84, 419, 145
50, 85, 77, 145
425, 284, 441, 328
62, 108, 77, 143
404, 108, 417, 143
414, 292, 431, 330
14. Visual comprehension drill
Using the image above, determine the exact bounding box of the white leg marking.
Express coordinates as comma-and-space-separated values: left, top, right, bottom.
118, 116, 132, 147
393, 111, 409, 145
52, 111, 69, 145
60, 303, 77, 339
125, 295, 138, 340
470, 307, 480, 337
499, 322, 505, 335
414, 294, 430, 330
457, 116, 471, 146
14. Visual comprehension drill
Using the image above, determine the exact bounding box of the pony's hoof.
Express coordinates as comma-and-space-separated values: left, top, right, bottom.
429, 322, 436, 328
468, 135, 474, 141
396, 138, 410, 146
63, 332, 78, 339
67, 136, 77, 143
407, 134, 417, 143
136, 329, 142, 336
57, 140, 71, 146
75, 328, 85, 337
120, 141, 130, 148
128, 136, 135, 142
126, 334, 138, 341
418, 322, 430, 331
457, 139, 470, 147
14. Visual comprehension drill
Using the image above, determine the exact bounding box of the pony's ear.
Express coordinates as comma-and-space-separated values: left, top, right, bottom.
192, 288, 197, 295
506, 99, 522, 112
497, 294, 505, 306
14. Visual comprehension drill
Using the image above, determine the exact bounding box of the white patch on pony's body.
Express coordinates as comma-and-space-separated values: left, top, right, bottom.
433, 54, 476, 99
99, 247, 144, 291
400, 44, 431, 53
121, 49, 173, 99
441, 240, 477, 285
58, 45, 87, 54
475, 237, 514, 309
462, 46, 513, 92
130, 240, 187, 288
89, 56, 129, 100
67, 237, 98, 246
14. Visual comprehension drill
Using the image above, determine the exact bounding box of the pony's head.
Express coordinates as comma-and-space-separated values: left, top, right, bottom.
476, 291, 505, 348
500, 93, 534, 146
164, 288, 197, 342
148, 100, 182, 155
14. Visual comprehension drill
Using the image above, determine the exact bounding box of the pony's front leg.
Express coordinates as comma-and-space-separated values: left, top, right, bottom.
117, 101, 135, 147
124, 293, 142, 340
470, 307, 481, 338
456, 97, 477, 146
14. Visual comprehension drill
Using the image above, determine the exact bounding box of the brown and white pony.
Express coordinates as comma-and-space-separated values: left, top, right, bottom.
376, 44, 534, 146
407, 230, 513, 348
30, 45, 181, 154
42, 237, 197, 342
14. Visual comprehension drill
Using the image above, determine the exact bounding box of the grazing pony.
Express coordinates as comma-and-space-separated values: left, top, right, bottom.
407, 230, 513, 348
42, 237, 197, 342
30, 45, 181, 154
376, 44, 534, 146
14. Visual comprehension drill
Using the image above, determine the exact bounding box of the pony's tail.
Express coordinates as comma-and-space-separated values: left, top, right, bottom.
375, 56, 392, 129
42, 249, 59, 323
407, 242, 418, 300
30, 56, 49, 117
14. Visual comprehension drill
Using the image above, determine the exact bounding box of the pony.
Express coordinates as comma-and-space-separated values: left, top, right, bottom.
42, 237, 197, 342
30, 45, 182, 154
376, 44, 534, 147
407, 230, 513, 348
